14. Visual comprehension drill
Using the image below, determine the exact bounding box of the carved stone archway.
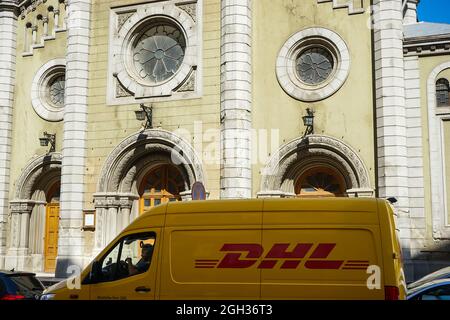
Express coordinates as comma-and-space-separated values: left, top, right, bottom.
93, 129, 206, 254
258, 135, 373, 198
5, 153, 61, 273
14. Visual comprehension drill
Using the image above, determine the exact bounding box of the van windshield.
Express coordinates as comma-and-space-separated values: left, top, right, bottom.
96, 232, 156, 283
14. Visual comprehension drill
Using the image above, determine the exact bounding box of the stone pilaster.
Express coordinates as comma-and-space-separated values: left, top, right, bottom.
374, 0, 411, 279
373, 0, 409, 210
56, 0, 91, 278
404, 56, 426, 259
0, 1, 18, 269
220, 0, 252, 199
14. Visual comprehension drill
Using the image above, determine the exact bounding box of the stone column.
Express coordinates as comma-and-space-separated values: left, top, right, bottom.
403, 0, 419, 25
5, 201, 33, 271
119, 198, 133, 233
31, 25, 37, 45
220, 0, 253, 199
42, 16, 49, 37
56, 0, 91, 278
53, 9, 60, 30
0, 1, 18, 269
106, 199, 118, 244
92, 194, 107, 258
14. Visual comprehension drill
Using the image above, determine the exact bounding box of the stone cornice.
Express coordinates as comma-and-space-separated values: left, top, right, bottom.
404, 34, 450, 57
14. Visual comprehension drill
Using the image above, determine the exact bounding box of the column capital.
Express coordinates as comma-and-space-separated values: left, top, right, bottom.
9, 200, 33, 214
0, 1, 20, 15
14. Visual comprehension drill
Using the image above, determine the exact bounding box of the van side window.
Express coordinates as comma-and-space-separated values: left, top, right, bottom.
96, 232, 156, 283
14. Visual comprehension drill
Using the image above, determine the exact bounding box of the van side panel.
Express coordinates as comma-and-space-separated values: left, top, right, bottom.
159, 209, 263, 299
261, 199, 385, 300
377, 200, 407, 299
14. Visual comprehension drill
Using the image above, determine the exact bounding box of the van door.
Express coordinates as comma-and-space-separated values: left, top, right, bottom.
88, 230, 160, 300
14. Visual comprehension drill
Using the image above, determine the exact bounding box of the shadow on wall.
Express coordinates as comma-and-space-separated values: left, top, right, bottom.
406, 240, 450, 282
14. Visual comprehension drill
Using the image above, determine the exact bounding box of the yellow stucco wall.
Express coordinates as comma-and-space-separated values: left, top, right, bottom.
252, 0, 375, 195
9, 0, 66, 199
84, 0, 221, 206
419, 55, 450, 238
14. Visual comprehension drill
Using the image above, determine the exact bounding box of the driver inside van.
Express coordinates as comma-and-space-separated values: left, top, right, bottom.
125, 243, 153, 276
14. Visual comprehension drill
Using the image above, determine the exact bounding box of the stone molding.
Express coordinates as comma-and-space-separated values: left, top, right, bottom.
93, 193, 138, 209
97, 128, 206, 193
276, 27, 350, 102
259, 135, 372, 197
0, 0, 20, 14
427, 61, 450, 239
30, 58, 66, 121
14, 152, 61, 200
9, 200, 34, 214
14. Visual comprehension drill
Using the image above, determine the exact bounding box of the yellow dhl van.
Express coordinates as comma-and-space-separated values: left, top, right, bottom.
42, 198, 406, 300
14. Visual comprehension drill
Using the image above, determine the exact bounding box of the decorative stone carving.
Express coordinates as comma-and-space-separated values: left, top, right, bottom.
20, 0, 48, 20
110, 2, 198, 99
177, 3, 197, 22
177, 70, 196, 92
14, 153, 62, 200
115, 80, 132, 98
259, 135, 372, 196
10, 201, 34, 214
97, 129, 205, 193
117, 11, 135, 31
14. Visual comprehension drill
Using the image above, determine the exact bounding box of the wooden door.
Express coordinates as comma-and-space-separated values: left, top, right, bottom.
139, 164, 184, 215
44, 203, 60, 273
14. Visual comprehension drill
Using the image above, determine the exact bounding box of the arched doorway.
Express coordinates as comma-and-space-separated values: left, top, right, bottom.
93, 129, 206, 255
6, 153, 62, 273
295, 166, 347, 197
258, 135, 373, 198
139, 164, 185, 214
44, 181, 60, 273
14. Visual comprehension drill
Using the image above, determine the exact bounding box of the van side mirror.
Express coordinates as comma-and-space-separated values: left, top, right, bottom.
89, 261, 102, 284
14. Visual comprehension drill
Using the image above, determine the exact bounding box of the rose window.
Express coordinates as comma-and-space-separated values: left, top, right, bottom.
48, 75, 65, 107
132, 23, 186, 84
296, 47, 334, 85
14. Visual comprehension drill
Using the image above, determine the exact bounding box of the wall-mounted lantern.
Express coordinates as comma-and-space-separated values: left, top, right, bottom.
134, 103, 153, 129
302, 107, 315, 137
39, 132, 56, 153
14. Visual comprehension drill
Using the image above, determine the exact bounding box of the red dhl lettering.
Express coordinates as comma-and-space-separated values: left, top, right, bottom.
194, 243, 369, 270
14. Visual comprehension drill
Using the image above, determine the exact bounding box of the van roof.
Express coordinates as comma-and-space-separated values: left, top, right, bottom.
144, 197, 381, 216
127, 198, 384, 231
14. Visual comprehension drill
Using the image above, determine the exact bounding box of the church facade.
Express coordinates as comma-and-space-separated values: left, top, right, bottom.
0, 0, 449, 281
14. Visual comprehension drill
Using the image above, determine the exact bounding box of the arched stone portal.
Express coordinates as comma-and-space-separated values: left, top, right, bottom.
5, 153, 61, 273
258, 135, 373, 198
93, 129, 206, 255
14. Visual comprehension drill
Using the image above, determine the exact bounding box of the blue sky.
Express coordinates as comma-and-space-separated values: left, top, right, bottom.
417, 0, 450, 24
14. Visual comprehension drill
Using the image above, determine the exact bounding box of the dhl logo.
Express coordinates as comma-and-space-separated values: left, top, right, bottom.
194, 243, 369, 270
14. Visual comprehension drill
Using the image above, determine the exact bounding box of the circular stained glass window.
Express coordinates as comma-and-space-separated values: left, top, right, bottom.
132, 22, 186, 84
48, 74, 65, 107
296, 47, 334, 85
